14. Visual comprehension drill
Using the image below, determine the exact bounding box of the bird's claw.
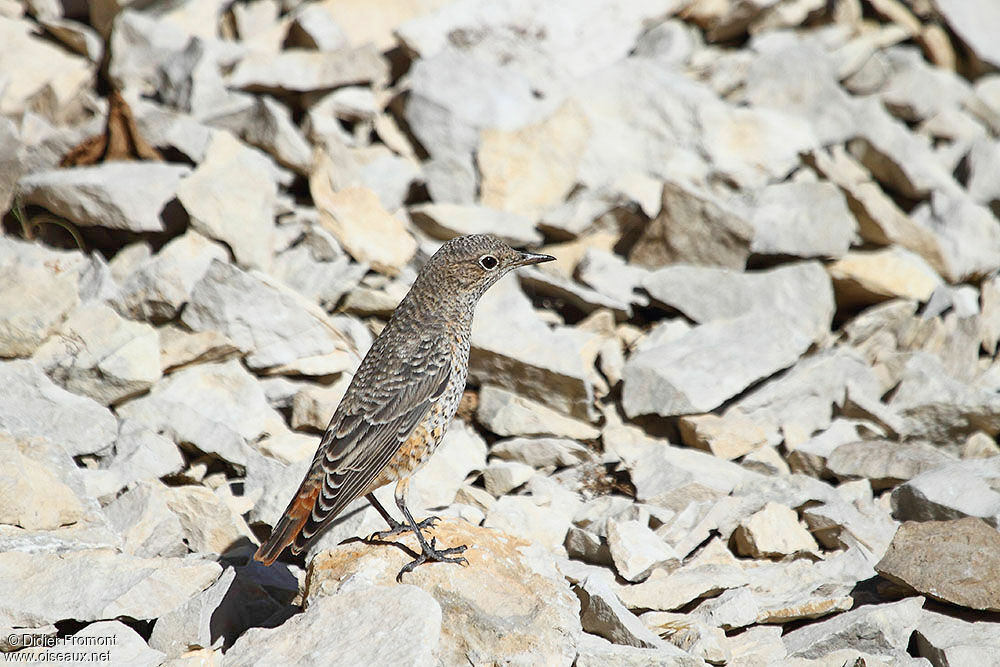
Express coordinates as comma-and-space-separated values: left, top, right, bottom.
395, 540, 468, 582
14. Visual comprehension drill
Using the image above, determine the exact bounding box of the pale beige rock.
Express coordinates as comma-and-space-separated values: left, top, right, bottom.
306, 520, 580, 665
311, 167, 416, 275
477, 385, 599, 440
641, 611, 731, 665
733, 502, 819, 559
164, 485, 256, 555
479, 101, 590, 217
176, 131, 277, 271
0, 549, 221, 628
229, 44, 388, 93
484, 494, 574, 554
482, 461, 535, 497
828, 247, 943, 307
0, 435, 87, 531
606, 518, 680, 583
290, 376, 351, 432
616, 563, 748, 612
158, 326, 241, 373
308, 0, 449, 51
678, 413, 768, 460
225, 585, 441, 667
963, 431, 1000, 459
0, 16, 92, 116
32, 302, 162, 406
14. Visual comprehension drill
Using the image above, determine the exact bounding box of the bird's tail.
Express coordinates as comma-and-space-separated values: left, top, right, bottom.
253, 484, 320, 566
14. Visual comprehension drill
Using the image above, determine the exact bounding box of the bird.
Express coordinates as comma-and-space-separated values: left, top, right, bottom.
253, 234, 555, 579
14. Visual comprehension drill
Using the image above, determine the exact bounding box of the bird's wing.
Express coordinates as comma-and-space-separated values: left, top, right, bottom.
282, 332, 454, 555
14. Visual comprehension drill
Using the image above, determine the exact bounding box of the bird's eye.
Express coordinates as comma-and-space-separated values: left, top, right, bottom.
479, 254, 499, 270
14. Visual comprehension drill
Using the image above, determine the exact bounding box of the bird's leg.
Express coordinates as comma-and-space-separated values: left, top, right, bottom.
392, 479, 468, 581
364, 493, 439, 541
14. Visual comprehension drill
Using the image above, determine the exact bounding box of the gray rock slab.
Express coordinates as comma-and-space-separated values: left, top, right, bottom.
176, 131, 277, 271
642, 261, 834, 339
32, 302, 161, 405
782, 596, 925, 659
490, 437, 591, 468
622, 310, 813, 417
746, 181, 856, 259
892, 458, 1000, 527
0, 549, 221, 628
224, 585, 440, 667
577, 575, 667, 649
826, 440, 956, 490
876, 518, 1000, 611
149, 566, 284, 657
18, 162, 190, 232
181, 260, 357, 372
470, 278, 594, 420
0, 359, 117, 457
116, 359, 287, 466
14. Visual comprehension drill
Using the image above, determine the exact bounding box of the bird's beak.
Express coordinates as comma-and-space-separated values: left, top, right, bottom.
515, 251, 556, 267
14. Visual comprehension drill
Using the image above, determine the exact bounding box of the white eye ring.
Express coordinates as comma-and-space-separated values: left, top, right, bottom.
479, 254, 499, 270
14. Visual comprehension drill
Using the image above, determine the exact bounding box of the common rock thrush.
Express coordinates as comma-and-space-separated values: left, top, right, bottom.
254, 234, 554, 578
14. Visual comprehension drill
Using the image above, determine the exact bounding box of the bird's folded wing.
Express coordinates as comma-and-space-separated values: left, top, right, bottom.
293, 334, 452, 551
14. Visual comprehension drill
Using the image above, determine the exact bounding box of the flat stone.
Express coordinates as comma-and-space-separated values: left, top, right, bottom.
0, 359, 117, 457
229, 44, 388, 93
517, 267, 633, 320
828, 247, 944, 308
616, 563, 748, 612
574, 632, 704, 667
782, 596, 925, 659
577, 575, 666, 649
310, 175, 416, 276
18, 162, 190, 232
678, 413, 768, 460
484, 494, 575, 554
0, 16, 92, 116
576, 248, 651, 310
876, 518, 1000, 611
747, 181, 856, 259
730, 348, 883, 446
0, 434, 92, 532
214, 95, 312, 175
892, 458, 1000, 527
482, 461, 535, 497
0, 238, 85, 357
0, 549, 221, 628
113, 231, 228, 322
643, 261, 833, 336
149, 565, 283, 658
733, 502, 819, 559
470, 279, 593, 420
909, 191, 1000, 283
826, 440, 955, 490
810, 145, 948, 276
640, 611, 731, 665
158, 325, 241, 373
913, 608, 1000, 667
181, 260, 357, 372
176, 131, 277, 271
81, 419, 184, 500
490, 437, 591, 468
306, 520, 580, 665
606, 518, 680, 583
103, 481, 187, 558
630, 181, 753, 270
477, 385, 599, 440
225, 585, 439, 667
622, 310, 814, 417
116, 359, 287, 466
32, 302, 161, 406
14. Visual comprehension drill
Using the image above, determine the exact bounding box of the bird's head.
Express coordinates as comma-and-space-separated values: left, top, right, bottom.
417, 234, 555, 302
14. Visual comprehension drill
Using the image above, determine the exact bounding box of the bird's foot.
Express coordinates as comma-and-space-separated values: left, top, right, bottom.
395, 537, 468, 582
366, 515, 440, 542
